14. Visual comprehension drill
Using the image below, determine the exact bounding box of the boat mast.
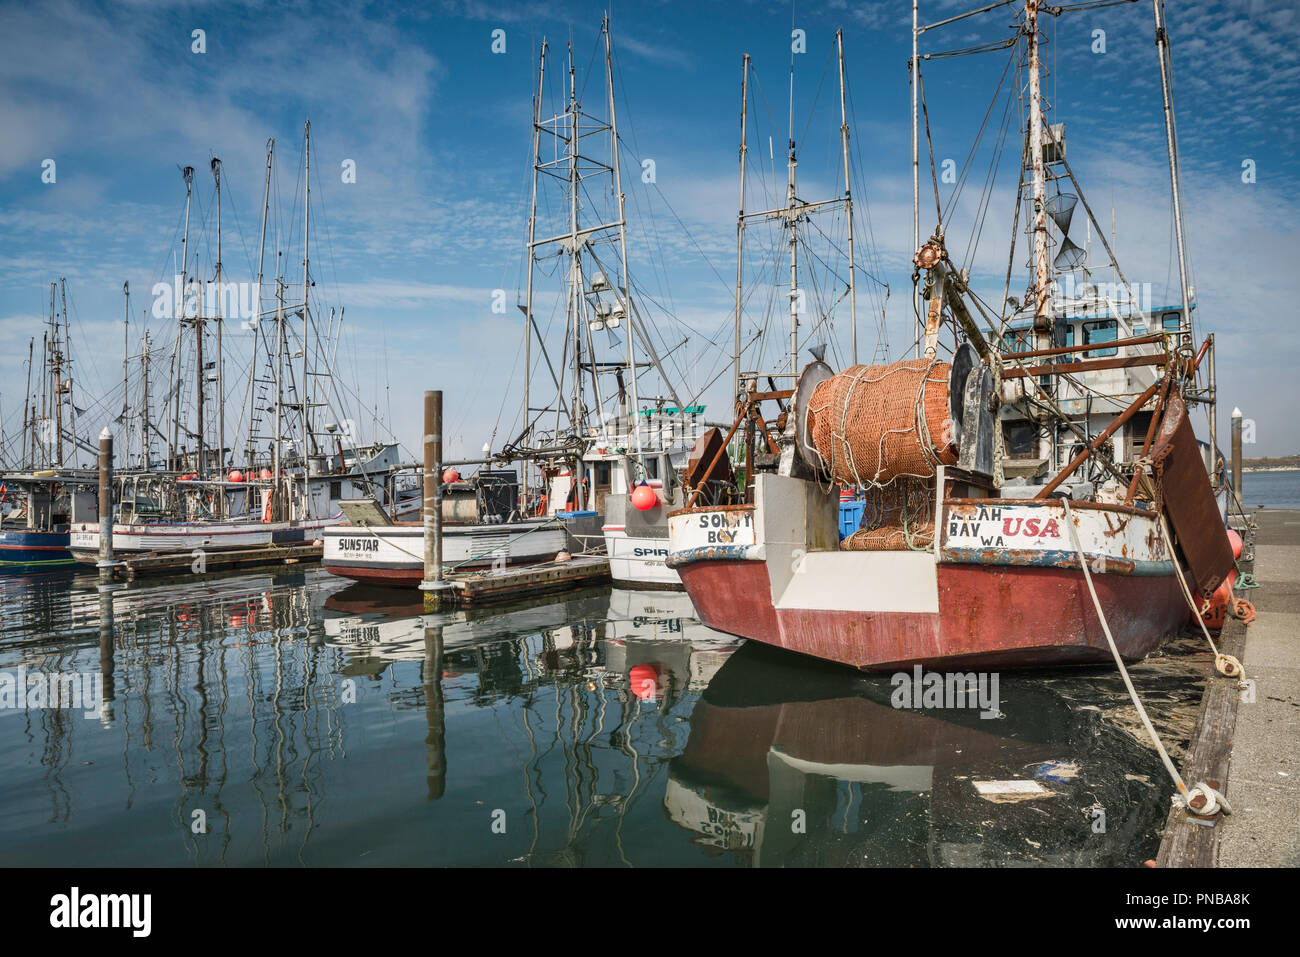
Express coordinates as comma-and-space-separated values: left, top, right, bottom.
786, 50, 799, 376
273, 280, 286, 520
172, 165, 194, 471
836, 29, 857, 366
562, 43, 589, 508
1151, 0, 1208, 469
141, 330, 151, 469
56, 278, 68, 467
1025, 0, 1056, 466
911, 0, 920, 356
302, 120, 314, 470
1026, 0, 1050, 347
62, 278, 76, 466
1152, 0, 1191, 348
522, 43, 546, 513
213, 157, 226, 506
603, 16, 642, 475
735, 54, 749, 414
122, 281, 130, 464
21, 337, 32, 469
40, 289, 50, 467
251, 138, 274, 469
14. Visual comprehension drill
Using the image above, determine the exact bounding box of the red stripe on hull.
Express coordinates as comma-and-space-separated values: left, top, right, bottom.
323, 564, 424, 587
679, 559, 1189, 671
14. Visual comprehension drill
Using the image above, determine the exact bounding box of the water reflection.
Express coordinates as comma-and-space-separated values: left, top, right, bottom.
0, 569, 1198, 867
668, 641, 1180, 866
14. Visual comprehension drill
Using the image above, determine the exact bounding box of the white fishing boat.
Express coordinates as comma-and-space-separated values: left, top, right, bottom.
588, 406, 708, 589
321, 472, 569, 587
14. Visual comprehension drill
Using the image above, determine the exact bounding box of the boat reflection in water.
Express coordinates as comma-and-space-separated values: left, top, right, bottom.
0, 566, 1193, 867
667, 640, 1179, 866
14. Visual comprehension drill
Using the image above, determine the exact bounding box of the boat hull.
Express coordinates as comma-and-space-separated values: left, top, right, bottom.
674, 557, 1187, 671
667, 476, 1191, 672
0, 529, 74, 569
603, 526, 682, 589
322, 521, 569, 587
67, 517, 338, 563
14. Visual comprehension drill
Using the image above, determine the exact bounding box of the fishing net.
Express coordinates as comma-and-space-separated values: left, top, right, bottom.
840, 478, 939, 551
806, 359, 958, 489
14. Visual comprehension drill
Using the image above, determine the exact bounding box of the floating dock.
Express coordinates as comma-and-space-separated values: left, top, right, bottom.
1157, 507, 1298, 868
444, 555, 609, 605
109, 543, 323, 580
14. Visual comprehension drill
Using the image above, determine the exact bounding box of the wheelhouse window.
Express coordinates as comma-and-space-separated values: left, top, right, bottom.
1004, 422, 1038, 459
1161, 311, 1182, 332
1083, 319, 1118, 357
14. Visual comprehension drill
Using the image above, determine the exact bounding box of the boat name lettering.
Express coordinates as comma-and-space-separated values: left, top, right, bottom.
947, 512, 1060, 548
338, 537, 380, 552
697, 512, 751, 529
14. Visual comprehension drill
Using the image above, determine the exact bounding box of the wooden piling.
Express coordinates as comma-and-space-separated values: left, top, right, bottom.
420, 390, 452, 611
97, 427, 114, 585
1231, 408, 1243, 502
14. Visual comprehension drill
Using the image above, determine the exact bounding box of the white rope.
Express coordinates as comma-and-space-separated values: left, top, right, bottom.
1062, 498, 1195, 807
1158, 511, 1243, 678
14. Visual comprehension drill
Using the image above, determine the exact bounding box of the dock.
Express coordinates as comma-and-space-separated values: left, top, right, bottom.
1157, 508, 1299, 867
446, 555, 609, 604
111, 542, 323, 579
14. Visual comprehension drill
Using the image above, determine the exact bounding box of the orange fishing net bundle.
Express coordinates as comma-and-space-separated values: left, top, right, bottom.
806, 359, 958, 488
840, 478, 938, 551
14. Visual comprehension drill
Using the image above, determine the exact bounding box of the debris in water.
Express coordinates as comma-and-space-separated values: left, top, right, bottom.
973, 779, 1054, 802
1030, 761, 1079, 782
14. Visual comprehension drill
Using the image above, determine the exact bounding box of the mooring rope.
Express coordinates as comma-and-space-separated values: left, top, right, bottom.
1062, 498, 1231, 817
1157, 512, 1247, 678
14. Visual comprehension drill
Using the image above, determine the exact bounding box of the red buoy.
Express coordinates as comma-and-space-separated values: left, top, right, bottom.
630, 483, 658, 511
629, 663, 662, 700
259, 468, 274, 480
442, 468, 461, 484
228, 469, 245, 483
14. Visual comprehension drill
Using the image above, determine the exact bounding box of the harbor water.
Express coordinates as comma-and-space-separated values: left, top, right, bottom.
0, 567, 1214, 867
1240, 468, 1300, 510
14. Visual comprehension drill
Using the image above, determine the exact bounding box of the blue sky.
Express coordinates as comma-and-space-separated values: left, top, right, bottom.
1, 0, 1297, 465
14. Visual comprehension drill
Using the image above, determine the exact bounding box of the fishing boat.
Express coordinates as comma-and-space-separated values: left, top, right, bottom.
68, 127, 408, 565
322, 18, 715, 590
589, 406, 710, 589
666, 2, 1232, 671
321, 470, 569, 586
0, 279, 99, 570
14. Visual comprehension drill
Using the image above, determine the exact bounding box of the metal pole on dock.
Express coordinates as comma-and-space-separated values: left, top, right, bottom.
1231, 407, 1243, 506
97, 427, 114, 585
419, 390, 452, 610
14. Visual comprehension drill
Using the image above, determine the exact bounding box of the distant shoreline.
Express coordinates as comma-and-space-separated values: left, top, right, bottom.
1242, 466, 1300, 473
